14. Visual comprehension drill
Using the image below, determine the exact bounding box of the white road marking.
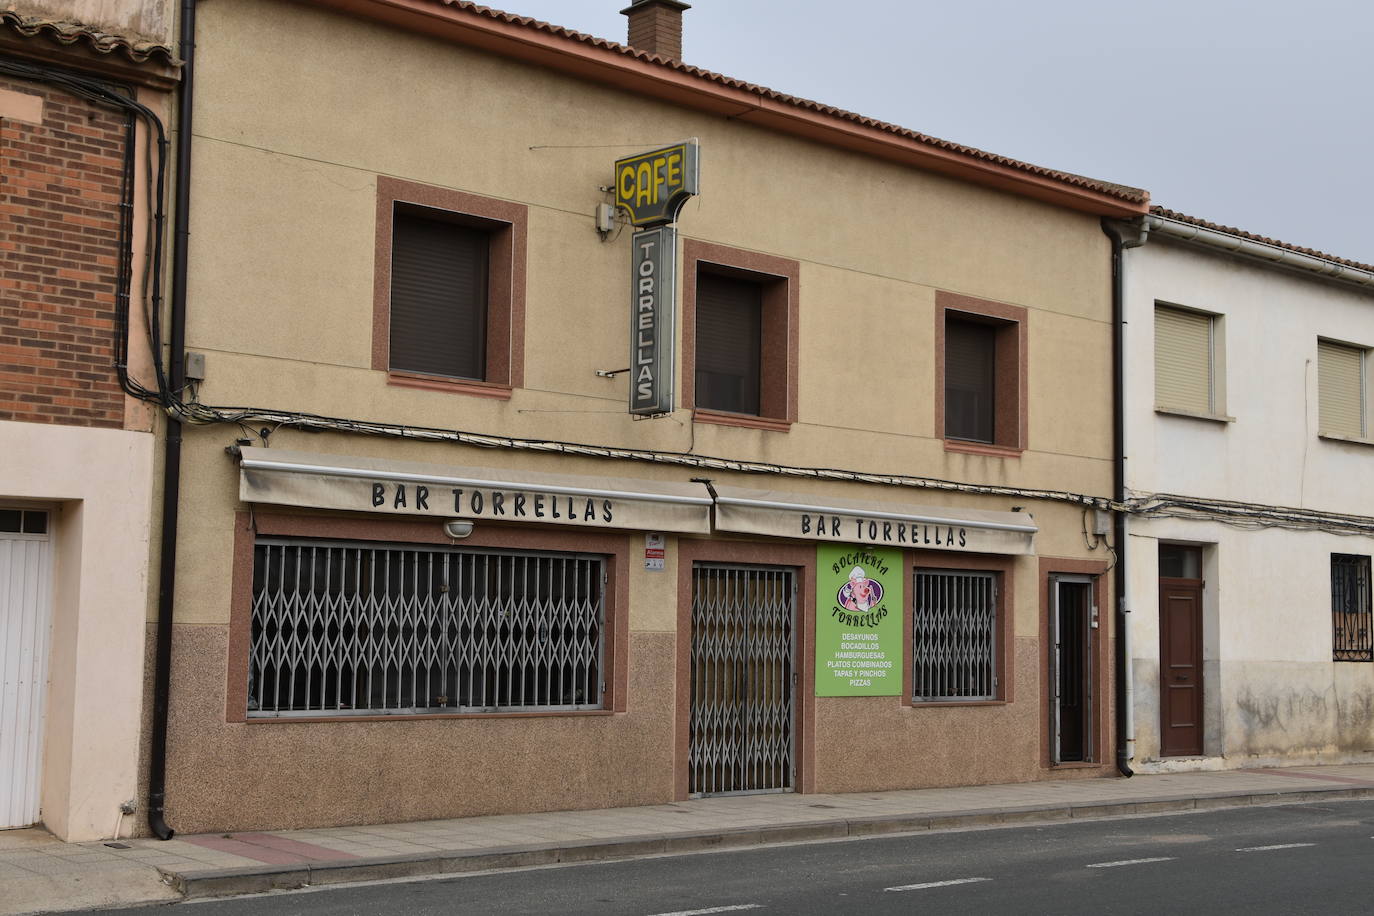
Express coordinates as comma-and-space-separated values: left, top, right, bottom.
646, 906, 763, 916
884, 878, 991, 892
1236, 843, 1316, 852
1086, 857, 1176, 868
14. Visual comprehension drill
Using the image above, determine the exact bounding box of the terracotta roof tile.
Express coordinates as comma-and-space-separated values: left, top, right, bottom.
1151, 206, 1374, 275
429, 0, 1146, 205
0, 10, 178, 67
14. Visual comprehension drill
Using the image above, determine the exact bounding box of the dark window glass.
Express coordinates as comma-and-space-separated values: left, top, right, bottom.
1159, 544, 1202, 579
1333, 554, 1372, 662
389, 209, 488, 380
0, 510, 21, 533
695, 272, 762, 415
945, 318, 996, 442
21, 511, 47, 535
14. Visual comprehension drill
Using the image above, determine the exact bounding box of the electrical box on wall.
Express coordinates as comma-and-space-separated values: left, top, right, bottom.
595, 202, 616, 235
1092, 509, 1111, 537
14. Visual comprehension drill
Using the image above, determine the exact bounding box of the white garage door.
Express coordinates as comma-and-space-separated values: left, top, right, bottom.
1, 509, 53, 829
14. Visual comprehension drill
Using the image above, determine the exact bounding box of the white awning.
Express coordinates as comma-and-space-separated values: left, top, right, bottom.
712, 485, 1037, 555
236, 447, 713, 534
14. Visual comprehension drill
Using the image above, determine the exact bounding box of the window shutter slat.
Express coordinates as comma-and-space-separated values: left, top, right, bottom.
1319, 340, 1365, 438
1154, 306, 1212, 414
695, 273, 762, 414
390, 212, 488, 380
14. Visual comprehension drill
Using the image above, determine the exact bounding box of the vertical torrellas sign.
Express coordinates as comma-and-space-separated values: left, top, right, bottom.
815, 543, 904, 697
629, 225, 676, 416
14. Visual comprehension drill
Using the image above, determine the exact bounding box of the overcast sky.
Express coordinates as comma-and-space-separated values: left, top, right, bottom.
505, 0, 1373, 262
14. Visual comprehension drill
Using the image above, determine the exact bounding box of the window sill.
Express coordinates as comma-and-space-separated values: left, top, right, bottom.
1318, 432, 1374, 448
1049, 760, 1101, 769
943, 439, 1023, 458
1155, 406, 1234, 424
245, 709, 615, 724
693, 409, 793, 432
905, 699, 1008, 709
388, 371, 513, 400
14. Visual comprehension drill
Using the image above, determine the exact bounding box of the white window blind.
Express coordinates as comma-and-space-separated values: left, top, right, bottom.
1318, 340, 1366, 438
1154, 305, 1213, 414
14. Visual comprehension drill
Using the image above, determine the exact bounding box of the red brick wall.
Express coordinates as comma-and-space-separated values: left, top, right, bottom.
1, 76, 128, 428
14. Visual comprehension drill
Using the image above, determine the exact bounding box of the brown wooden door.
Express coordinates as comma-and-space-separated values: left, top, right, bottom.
1159, 579, 1204, 756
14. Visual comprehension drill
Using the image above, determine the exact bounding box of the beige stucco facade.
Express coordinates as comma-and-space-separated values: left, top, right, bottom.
155, 0, 1134, 833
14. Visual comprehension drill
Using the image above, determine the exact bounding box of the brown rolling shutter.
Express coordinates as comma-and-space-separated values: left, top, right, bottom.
945, 317, 996, 442
695, 272, 762, 414
1319, 339, 1366, 438
1154, 305, 1213, 413
389, 210, 488, 380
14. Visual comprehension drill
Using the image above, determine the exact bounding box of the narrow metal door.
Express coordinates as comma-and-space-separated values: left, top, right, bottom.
690, 563, 795, 796
1, 514, 54, 829
1051, 576, 1095, 763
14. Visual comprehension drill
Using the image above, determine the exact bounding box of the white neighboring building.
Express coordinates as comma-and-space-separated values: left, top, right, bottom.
1121, 208, 1374, 772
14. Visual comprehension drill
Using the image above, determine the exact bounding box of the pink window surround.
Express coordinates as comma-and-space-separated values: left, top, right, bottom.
934, 290, 1028, 456
372, 176, 527, 399
681, 239, 800, 431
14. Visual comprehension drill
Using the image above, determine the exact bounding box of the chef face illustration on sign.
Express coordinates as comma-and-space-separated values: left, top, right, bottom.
838, 566, 883, 612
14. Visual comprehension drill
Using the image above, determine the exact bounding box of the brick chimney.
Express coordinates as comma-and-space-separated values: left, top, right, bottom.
620, 0, 691, 61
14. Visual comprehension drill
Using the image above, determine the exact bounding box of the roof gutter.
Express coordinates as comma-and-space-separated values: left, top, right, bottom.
302, 0, 1148, 219
1146, 213, 1374, 289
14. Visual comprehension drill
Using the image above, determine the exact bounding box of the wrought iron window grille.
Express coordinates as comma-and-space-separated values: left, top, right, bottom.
248, 538, 606, 716
912, 569, 998, 701
1332, 554, 1372, 662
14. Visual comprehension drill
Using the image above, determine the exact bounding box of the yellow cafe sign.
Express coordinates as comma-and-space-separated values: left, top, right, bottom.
614, 140, 700, 227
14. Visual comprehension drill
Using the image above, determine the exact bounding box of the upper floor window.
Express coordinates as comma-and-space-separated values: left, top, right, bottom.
1154, 304, 1223, 417
390, 211, 488, 381
695, 271, 763, 415
1317, 339, 1369, 440
936, 291, 1026, 455
944, 317, 997, 443
372, 177, 526, 399
682, 240, 799, 431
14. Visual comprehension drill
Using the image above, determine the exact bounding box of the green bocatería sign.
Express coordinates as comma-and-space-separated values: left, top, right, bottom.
815, 544, 903, 697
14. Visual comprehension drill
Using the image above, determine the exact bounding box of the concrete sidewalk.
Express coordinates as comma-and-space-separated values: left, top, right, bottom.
7, 763, 1374, 915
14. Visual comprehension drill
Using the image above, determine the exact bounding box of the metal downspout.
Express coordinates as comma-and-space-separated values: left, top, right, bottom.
1102, 218, 1145, 777
147, 0, 195, 841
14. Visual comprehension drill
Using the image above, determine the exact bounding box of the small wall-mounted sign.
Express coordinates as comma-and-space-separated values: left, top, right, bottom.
614, 140, 700, 228
629, 226, 676, 416
644, 532, 666, 571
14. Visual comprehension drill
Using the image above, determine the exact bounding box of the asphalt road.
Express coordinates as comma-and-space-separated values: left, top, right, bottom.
104, 799, 1374, 915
